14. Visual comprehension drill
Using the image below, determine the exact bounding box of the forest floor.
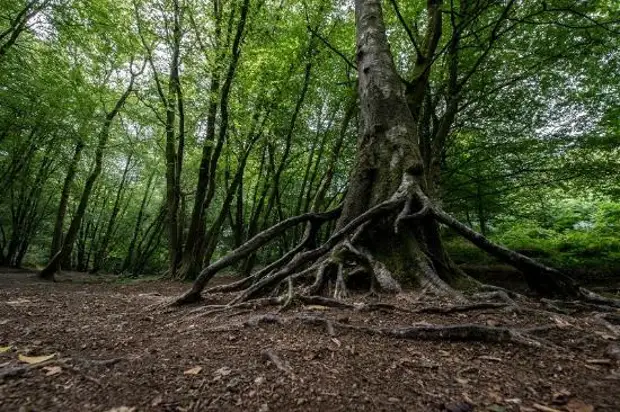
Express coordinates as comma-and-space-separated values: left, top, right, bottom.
1, 268, 619, 412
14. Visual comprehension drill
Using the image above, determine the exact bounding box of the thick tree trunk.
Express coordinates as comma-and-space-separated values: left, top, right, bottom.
330, 1, 430, 286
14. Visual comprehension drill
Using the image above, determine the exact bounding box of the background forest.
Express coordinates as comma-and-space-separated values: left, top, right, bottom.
1, 0, 618, 281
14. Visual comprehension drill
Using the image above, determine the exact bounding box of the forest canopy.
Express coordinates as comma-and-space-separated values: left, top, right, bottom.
0, 0, 618, 294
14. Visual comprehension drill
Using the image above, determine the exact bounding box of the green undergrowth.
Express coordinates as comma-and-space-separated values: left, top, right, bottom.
446, 201, 620, 280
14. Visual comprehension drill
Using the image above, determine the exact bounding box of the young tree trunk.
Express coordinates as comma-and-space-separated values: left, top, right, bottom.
39, 73, 137, 280
121, 171, 155, 273
91, 153, 133, 272
163, 13, 183, 278
50, 140, 84, 260
177, 0, 250, 280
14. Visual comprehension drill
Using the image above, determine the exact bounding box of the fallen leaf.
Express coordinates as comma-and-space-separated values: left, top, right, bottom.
305, 305, 329, 311
104, 407, 136, 412
532, 404, 562, 412
43, 365, 62, 376
214, 366, 231, 376
585, 358, 611, 365
455, 377, 469, 385
487, 405, 506, 412
183, 366, 202, 375
552, 316, 572, 328
594, 331, 617, 340
18, 353, 55, 364
0, 346, 11, 353
565, 399, 594, 412
478, 355, 502, 362
331, 338, 341, 347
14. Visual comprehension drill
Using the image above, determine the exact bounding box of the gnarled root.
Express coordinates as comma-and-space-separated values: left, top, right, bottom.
170, 171, 613, 314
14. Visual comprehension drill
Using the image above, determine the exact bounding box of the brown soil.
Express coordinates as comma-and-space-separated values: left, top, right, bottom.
1, 269, 619, 412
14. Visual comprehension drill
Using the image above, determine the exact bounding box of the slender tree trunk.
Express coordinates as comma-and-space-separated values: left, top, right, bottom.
50, 140, 84, 259
261, 59, 313, 231
92, 154, 133, 272
39, 74, 136, 280
0, 0, 49, 60
122, 171, 155, 273
177, 0, 251, 280
310, 92, 357, 213
202, 134, 260, 265
132, 205, 167, 275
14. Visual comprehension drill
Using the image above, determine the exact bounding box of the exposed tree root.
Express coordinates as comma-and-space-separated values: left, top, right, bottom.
430, 202, 579, 298
170, 171, 616, 314
226, 194, 408, 305
296, 295, 508, 315
297, 315, 551, 347
202, 313, 284, 332
472, 291, 518, 309
541, 298, 620, 314
414, 301, 510, 314
333, 263, 349, 300
199, 312, 550, 347
185, 297, 284, 320
593, 313, 620, 337
172, 207, 342, 305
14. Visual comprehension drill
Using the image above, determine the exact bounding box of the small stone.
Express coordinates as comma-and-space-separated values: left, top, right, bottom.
258, 403, 269, 412
388, 397, 400, 403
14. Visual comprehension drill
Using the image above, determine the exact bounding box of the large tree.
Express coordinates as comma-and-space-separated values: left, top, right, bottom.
172, 0, 617, 306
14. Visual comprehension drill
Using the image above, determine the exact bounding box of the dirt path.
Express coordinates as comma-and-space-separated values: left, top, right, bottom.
1, 270, 619, 411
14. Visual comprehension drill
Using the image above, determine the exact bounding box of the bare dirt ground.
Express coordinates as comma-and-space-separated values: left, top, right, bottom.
1, 268, 619, 412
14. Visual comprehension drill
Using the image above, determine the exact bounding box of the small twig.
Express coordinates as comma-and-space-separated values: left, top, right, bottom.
532, 404, 562, 412
261, 348, 293, 375
56, 360, 102, 386
0, 358, 59, 380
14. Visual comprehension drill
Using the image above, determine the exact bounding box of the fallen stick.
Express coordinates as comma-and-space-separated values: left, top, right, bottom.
261, 348, 293, 374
